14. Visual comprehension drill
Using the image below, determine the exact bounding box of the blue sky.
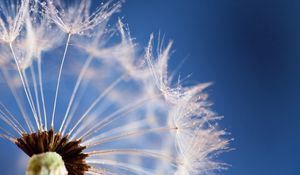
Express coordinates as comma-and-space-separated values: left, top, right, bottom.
120, 0, 300, 175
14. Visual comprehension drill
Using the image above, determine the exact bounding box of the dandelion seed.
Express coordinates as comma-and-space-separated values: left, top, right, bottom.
0, 0, 29, 43
43, 0, 122, 35
0, 1, 229, 175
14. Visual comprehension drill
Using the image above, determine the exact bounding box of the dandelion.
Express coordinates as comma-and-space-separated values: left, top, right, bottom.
0, 0, 229, 175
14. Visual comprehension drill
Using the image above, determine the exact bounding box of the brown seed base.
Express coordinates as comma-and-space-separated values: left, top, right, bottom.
15, 128, 90, 175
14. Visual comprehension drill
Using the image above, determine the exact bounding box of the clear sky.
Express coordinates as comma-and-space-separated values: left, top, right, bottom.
120, 0, 300, 175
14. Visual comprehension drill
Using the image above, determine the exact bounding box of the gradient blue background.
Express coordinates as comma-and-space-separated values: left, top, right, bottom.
120, 0, 300, 175
1, 0, 299, 174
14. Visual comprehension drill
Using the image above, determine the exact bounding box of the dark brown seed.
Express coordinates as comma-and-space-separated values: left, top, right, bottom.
15, 128, 90, 175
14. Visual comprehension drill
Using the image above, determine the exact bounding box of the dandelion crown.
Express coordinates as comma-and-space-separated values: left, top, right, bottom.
0, 0, 229, 175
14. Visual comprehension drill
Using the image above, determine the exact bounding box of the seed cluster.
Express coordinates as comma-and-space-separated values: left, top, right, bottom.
15, 128, 90, 175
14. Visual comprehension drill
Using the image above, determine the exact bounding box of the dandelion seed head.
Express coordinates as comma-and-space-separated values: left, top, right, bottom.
0, 1, 229, 175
